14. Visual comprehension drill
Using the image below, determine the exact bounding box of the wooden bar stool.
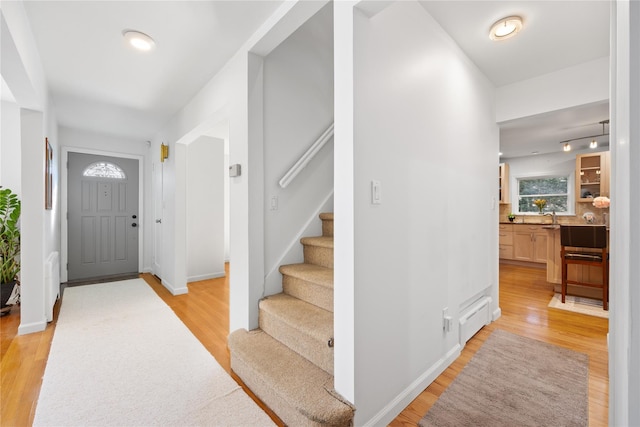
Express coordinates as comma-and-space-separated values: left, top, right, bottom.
560, 225, 608, 310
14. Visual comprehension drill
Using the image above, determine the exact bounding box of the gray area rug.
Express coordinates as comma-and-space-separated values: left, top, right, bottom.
419, 329, 588, 427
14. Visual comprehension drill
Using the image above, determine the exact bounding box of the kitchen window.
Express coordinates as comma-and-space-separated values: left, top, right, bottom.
517, 175, 571, 214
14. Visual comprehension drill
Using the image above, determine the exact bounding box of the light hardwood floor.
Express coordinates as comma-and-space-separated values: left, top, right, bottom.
1, 263, 608, 426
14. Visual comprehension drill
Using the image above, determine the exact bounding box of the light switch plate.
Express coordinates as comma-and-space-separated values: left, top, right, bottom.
229, 164, 241, 177
371, 180, 381, 204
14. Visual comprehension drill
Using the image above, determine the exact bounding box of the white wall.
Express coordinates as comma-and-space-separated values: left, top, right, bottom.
186, 135, 225, 282
262, 2, 334, 295
337, 2, 499, 424
58, 126, 151, 280
609, 1, 640, 425
496, 56, 609, 124
150, 0, 327, 330
224, 153, 229, 261
333, 0, 357, 404
2, 4, 60, 335
0, 100, 21, 194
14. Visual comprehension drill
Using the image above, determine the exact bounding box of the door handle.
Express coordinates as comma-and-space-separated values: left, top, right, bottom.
132, 223, 137, 227
155, 219, 162, 224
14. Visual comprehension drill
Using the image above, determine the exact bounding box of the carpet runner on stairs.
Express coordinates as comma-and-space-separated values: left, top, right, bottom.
228, 213, 354, 426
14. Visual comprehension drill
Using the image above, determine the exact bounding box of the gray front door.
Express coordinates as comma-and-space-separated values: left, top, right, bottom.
68, 153, 139, 281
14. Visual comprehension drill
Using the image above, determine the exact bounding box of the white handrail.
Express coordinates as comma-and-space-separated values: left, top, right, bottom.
279, 122, 334, 189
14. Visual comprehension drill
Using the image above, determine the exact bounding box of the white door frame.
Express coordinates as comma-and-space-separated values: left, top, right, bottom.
61, 146, 144, 283
152, 157, 163, 278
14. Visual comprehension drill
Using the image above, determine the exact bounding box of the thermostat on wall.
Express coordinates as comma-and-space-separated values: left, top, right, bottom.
229, 164, 241, 177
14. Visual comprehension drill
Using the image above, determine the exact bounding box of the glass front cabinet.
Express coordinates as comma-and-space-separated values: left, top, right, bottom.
575, 151, 610, 202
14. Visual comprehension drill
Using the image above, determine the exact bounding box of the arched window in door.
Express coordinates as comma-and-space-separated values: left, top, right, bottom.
82, 162, 126, 179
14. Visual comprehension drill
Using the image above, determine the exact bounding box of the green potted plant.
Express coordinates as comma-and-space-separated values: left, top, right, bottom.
507, 213, 516, 222
0, 187, 21, 315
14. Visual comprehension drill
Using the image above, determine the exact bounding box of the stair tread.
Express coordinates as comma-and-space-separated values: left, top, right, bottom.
279, 263, 333, 289
260, 293, 332, 341
319, 212, 334, 220
228, 329, 354, 426
300, 236, 334, 248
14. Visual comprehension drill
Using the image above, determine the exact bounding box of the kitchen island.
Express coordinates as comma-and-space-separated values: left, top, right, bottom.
544, 224, 608, 299
499, 221, 608, 299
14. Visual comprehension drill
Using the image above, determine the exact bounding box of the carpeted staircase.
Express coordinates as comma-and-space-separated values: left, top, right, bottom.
228, 213, 355, 426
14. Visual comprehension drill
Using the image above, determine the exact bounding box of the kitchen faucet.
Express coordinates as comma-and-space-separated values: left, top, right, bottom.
544, 211, 557, 224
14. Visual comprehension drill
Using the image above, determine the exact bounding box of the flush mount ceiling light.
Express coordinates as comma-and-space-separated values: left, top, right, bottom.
489, 16, 523, 41
123, 30, 156, 52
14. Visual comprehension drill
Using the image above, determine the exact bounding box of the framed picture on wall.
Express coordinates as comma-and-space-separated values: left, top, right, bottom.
45, 137, 53, 210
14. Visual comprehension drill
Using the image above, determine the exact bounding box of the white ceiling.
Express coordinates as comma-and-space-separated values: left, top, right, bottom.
21, 1, 284, 140
16, 1, 610, 154
419, 1, 610, 158
419, 1, 610, 87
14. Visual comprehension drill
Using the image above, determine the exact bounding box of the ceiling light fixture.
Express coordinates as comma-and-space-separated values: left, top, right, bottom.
559, 119, 609, 152
489, 16, 523, 41
123, 30, 156, 52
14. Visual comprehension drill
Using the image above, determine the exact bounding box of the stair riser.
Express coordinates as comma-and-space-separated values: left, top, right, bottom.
259, 309, 333, 375
303, 245, 333, 269
322, 219, 333, 237
283, 275, 333, 313
230, 354, 328, 427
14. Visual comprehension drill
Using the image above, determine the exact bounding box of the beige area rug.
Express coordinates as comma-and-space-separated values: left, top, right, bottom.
548, 293, 608, 318
419, 329, 588, 427
33, 279, 275, 426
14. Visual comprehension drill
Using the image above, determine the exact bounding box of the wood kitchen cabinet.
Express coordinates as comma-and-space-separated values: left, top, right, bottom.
499, 223, 514, 260
513, 225, 547, 263
499, 163, 509, 204
576, 151, 610, 201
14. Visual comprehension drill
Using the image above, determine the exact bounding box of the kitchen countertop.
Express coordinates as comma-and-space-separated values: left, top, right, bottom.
499, 221, 556, 225
500, 222, 608, 230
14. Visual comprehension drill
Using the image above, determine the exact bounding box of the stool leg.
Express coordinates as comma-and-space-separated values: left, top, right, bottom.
561, 257, 567, 304
603, 258, 608, 311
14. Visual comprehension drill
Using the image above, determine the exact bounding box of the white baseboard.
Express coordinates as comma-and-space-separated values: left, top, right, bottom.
361, 344, 462, 427
161, 278, 188, 296
187, 271, 225, 283
18, 320, 47, 335
492, 307, 502, 321
170, 286, 188, 296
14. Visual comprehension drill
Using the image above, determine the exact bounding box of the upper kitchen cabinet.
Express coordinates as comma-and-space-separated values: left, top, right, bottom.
576, 151, 610, 202
499, 163, 509, 204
